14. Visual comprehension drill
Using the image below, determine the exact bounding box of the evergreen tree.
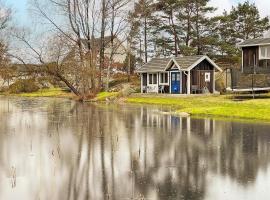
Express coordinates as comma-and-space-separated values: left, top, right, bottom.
154, 0, 182, 56
129, 0, 154, 63
214, 11, 239, 56
230, 1, 270, 40
190, 0, 216, 55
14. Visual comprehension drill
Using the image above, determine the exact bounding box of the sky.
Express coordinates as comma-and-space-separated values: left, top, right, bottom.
6, 0, 270, 26
7, 0, 29, 25
210, 0, 270, 17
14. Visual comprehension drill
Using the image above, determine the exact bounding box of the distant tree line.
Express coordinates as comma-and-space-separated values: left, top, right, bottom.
128, 0, 270, 63
0, 0, 270, 98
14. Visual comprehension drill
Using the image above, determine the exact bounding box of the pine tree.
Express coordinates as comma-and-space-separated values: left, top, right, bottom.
155, 0, 182, 56
190, 0, 216, 55
230, 1, 270, 40
129, 0, 154, 63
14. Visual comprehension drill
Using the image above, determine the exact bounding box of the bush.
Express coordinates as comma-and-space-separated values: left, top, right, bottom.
8, 79, 40, 94
0, 86, 8, 93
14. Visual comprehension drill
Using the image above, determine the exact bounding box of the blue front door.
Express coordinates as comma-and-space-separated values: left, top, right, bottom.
171, 72, 181, 94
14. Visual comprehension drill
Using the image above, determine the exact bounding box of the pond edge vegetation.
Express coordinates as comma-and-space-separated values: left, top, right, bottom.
2, 89, 270, 123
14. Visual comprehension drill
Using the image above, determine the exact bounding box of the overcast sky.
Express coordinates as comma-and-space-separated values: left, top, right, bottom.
210, 0, 270, 17
7, 0, 270, 25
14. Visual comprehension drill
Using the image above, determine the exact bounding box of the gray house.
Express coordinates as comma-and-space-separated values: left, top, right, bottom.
137, 55, 222, 94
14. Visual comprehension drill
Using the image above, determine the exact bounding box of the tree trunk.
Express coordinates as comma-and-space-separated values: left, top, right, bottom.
56, 73, 81, 96
144, 16, 148, 63
100, 0, 106, 90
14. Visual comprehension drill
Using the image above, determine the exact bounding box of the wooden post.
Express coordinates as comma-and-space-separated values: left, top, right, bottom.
213, 70, 215, 93
141, 73, 143, 93
252, 54, 256, 99
187, 71, 191, 94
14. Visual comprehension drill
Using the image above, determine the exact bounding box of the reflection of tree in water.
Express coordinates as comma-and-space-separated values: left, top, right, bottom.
57, 103, 270, 199
2, 98, 270, 200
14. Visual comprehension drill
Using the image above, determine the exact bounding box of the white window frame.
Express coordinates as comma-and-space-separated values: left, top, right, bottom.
205, 72, 211, 82
259, 45, 270, 60
159, 72, 169, 85
148, 73, 158, 85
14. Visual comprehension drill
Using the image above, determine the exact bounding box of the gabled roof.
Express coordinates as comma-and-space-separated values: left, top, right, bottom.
137, 55, 222, 73
173, 55, 205, 70
238, 38, 270, 47
136, 57, 171, 73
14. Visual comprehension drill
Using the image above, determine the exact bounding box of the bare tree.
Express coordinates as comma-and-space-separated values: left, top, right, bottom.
27, 0, 109, 96
9, 29, 82, 96
0, 1, 12, 87
105, 0, 129, 91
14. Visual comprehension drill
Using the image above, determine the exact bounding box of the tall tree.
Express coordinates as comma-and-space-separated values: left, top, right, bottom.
105, 0, 129, 91
13, 0, 114, 96
100, 0, 108, 89
191, 0, 216, 55
155, 0, 182, 57
0, 1, 12, 86
129, 0, 154, 63
214, 11, 239, 56
230, 1, 270, 40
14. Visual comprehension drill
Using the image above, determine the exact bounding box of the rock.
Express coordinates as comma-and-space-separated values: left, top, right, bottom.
178, 112, 190, 117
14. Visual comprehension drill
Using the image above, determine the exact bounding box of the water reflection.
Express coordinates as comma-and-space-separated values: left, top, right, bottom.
0, 97, 270, 200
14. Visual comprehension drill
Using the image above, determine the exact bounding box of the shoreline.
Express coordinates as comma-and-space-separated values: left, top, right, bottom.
2, 91, 270, 123
125, 93, 270, 122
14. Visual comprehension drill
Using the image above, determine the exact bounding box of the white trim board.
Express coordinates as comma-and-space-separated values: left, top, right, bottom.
186, 56, 223, 72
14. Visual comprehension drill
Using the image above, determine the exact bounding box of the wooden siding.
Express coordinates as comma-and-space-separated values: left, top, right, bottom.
242, 46, 270, 74
190, 60, 214, 93
182, 73, 187, 94
242, 46, 259, 69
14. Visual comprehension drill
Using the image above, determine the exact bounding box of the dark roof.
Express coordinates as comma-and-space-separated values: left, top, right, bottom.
238, 38, 270, 47
137, 55, 206, 72
136, 57, 171, 72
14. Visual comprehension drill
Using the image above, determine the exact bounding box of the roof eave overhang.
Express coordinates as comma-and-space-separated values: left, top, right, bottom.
238, 43, 270, 48
136, 70, 165, 73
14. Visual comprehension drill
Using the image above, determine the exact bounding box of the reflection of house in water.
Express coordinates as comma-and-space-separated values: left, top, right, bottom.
140, 106, 216, 137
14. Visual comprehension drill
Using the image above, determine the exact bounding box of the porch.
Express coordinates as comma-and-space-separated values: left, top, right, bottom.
141, 64, 215, 94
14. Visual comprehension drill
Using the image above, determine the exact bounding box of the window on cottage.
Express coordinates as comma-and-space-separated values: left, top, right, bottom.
153, 74, 157, 84
261, 47, 266, 58
149, 74, 153, 84
260, 46, 270, 59
267, 46, 270, 58
148, 73, 158, 84
160, 73, 168, 84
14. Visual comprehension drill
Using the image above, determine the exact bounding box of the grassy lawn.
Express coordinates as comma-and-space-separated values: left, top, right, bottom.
1, 88, 73, 98
126, 94, 270, 121
94, 92, 120, 101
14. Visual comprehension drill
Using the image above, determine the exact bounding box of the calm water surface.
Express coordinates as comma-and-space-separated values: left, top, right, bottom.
0, 97, 270, 200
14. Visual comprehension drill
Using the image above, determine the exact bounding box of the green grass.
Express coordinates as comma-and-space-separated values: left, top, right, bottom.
94, 92, 120, 101
126, 94, 270, 122
17, 88, 71, 98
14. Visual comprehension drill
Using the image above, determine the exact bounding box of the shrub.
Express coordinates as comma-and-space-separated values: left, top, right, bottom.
8, 79, 40, 94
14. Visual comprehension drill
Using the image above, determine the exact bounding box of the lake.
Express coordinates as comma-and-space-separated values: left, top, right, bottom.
0, 97, 270, 200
